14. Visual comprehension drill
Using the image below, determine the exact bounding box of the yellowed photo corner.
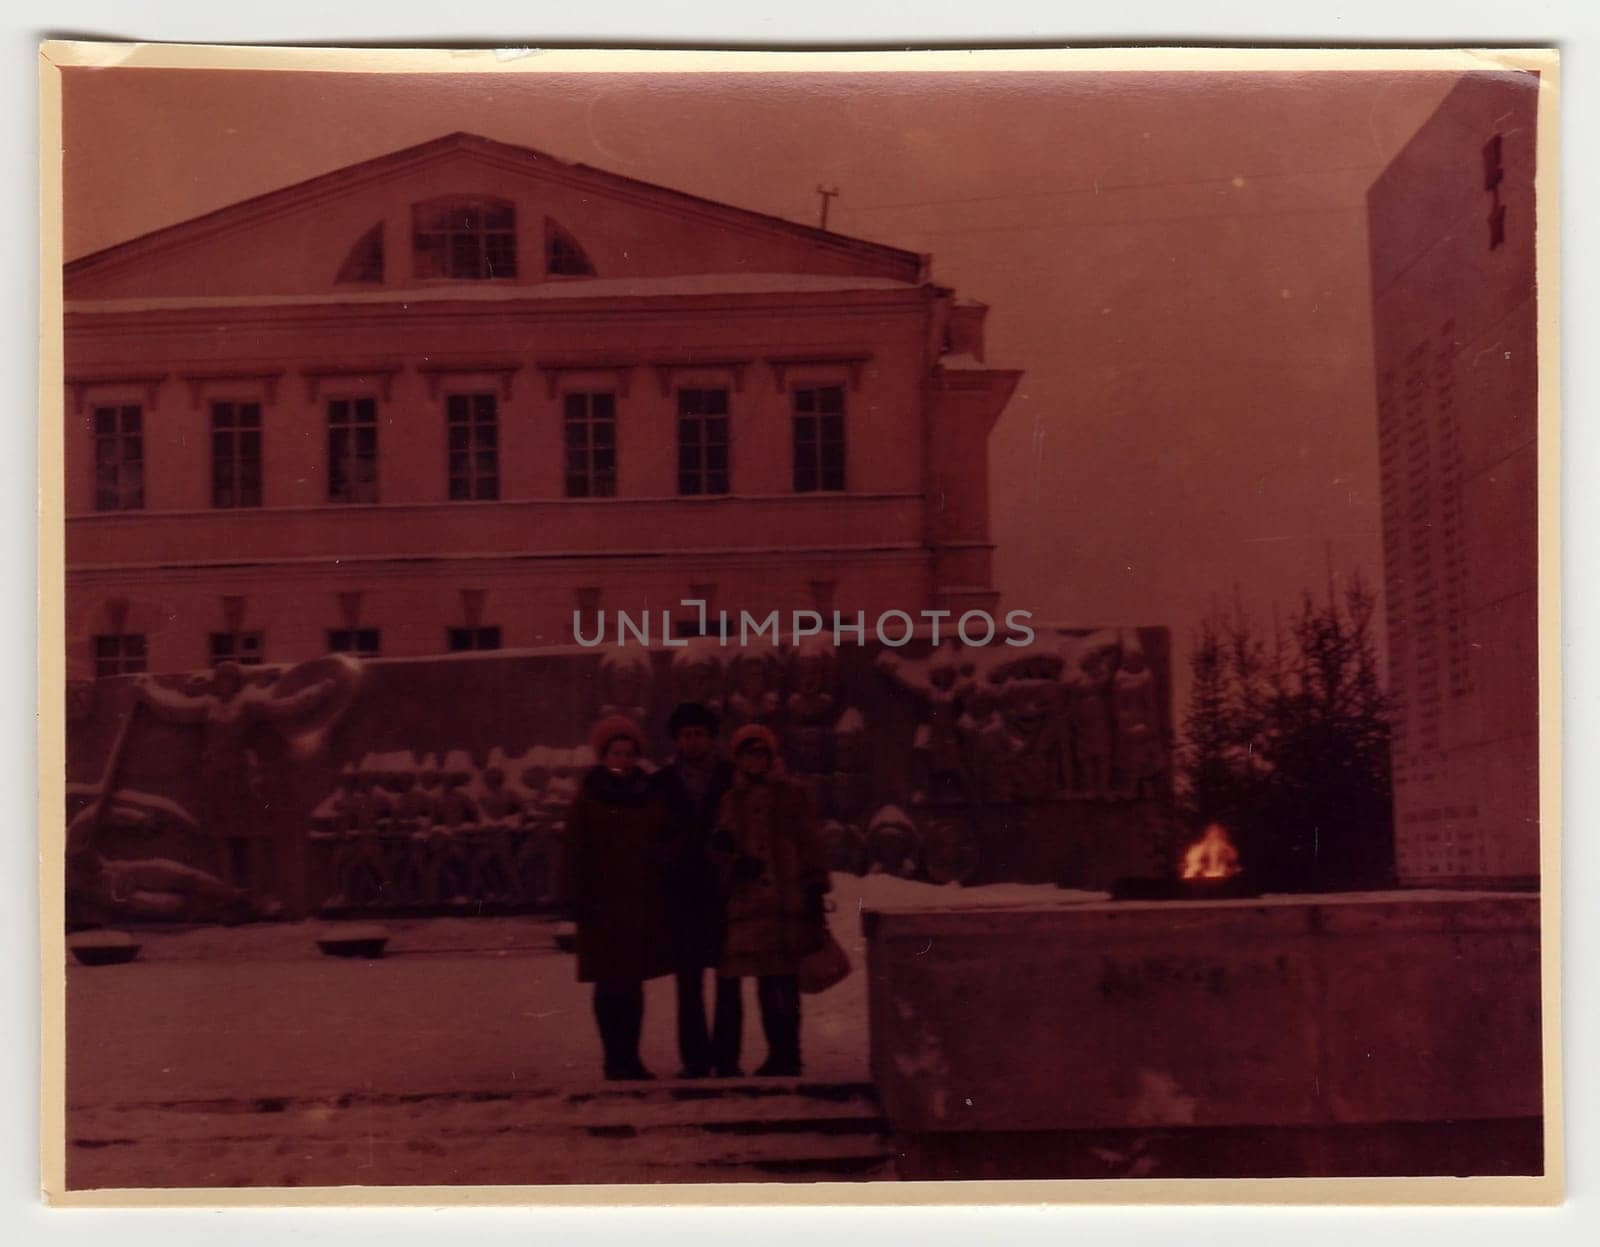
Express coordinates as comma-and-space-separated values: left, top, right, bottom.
38, 42, 1561, 1210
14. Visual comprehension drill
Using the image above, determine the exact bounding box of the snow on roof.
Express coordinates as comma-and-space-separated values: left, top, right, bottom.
66, 272, 922, 315
936, 352, 995, 371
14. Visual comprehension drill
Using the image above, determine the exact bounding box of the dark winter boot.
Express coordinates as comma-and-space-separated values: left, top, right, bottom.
754, 974, 802, 1077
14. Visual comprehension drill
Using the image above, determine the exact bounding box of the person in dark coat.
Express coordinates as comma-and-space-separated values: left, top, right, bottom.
560, 715, 675, 1080
655, 702, 738, 1078
709, 724, 830, 1078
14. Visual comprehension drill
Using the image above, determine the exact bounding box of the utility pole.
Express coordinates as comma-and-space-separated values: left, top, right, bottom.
816, 184, 839, 231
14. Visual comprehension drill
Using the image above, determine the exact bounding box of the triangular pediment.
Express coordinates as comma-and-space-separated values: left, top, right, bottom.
65, 132, 923, 301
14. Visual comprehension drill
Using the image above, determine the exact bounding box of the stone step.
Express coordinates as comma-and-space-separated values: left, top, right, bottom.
68, 1087, 898, 1187
76, 1079, 880, 1118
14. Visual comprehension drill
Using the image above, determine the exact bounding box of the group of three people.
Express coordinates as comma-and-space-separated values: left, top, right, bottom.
562, 703, 831, 1081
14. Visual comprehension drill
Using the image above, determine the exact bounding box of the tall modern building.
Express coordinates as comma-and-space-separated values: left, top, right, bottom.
63, 132, 1020, 680
1368, 74, 1541, 888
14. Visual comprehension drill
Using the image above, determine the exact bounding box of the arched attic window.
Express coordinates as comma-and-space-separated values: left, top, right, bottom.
412, 196, 517, 280
335, 223, 385, 283
546, 217, 596, 277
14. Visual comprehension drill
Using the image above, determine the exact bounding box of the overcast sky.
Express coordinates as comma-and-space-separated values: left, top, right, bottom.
60, 66, 1462, 697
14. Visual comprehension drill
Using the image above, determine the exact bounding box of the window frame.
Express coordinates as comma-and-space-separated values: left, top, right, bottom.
92, 403, 145, 512
412, 196, 518, 281
327, 394, 381, 504
790, 383, 847, 493
562, 390, 618, 498
327, 627, 382, 659
209, 630, 266, 667
92, 633, 147, 678
446, 625, 502, 653
676, 386, 732, 497
445, 391, 500, 502
210, 398, 264, 509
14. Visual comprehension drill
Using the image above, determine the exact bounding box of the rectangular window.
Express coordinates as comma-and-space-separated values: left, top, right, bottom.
209, 631, 265, 666
93, 405, 144, 511
563, 391, 617, 498
792, 385, 846, 492
327, 628, 381, 658
447, 626, 502, 652
446, 393, 499, 501
93, 634, 147, 678
211, 400, 263, 508
677, 388, 730, 496
328, 397, 379, 503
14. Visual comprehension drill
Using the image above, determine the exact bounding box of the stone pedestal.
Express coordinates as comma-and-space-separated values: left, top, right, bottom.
864, 891, 1542, 1179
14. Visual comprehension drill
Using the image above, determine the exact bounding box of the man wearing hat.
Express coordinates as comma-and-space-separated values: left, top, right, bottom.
710, 724, 830, 1077
655, 702, 737, 1078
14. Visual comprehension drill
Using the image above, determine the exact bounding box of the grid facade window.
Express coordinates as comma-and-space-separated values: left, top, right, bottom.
792, 385, 846, 492
328, 397, 379, 503
563, 391, 617, 498
413, 198, 516, 280
93, 404, 144, 511
93, 634, 146, 678
209, 631, 265, 666
446, 393, 499, 501
328, 628, 381, 658
447, 626, 502, 652
677, 388, 730, 496
211, 400, 263, 508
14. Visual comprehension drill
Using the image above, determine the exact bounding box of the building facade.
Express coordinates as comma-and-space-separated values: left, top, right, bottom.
1368, 75, 1540, 887
64, 133, 1020, 679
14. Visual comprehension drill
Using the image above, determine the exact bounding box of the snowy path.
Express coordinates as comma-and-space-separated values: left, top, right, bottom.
63, 872, 1093, 1189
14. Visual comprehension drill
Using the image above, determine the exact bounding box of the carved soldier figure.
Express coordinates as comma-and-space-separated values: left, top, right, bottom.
383, 754, 437, 905
725, 650, 782, 734
599, 651, 652, 725
319, 765, 385, 909
1066, 636, 1119, 800
876, 641, 975, 804
975, 651, 1065, 804
865, 804, 921, 878
426, 752, 482, 905
671, 639, 726, 721
1112, 634, 1168, 800
784, 638, 837, 784
328, 766, 394, 908
471, 762, 524, 901
828, 707, 875, 822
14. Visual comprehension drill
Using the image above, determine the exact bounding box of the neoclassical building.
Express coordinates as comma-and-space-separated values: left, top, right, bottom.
64, 132, 1021, 679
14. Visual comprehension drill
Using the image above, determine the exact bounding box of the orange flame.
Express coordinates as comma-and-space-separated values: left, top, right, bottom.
1181, 823, 1242, 881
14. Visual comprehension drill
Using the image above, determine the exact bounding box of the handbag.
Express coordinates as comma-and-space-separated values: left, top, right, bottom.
797, 925, 852, 994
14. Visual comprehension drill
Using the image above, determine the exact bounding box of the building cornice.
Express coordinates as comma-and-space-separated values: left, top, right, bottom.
65, 542, 931, 579
65, 490, 927, 525
64, 283, 929, 333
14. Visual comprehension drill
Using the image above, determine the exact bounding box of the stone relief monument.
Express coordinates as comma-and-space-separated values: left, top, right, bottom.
66, 654, 362, 927
64, 626, 1171, 923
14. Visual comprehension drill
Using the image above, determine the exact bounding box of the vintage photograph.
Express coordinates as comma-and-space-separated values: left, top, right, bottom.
42, 46, 1554, 1198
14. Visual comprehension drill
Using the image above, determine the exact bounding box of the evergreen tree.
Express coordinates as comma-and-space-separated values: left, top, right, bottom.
1177, 573, 1394, 890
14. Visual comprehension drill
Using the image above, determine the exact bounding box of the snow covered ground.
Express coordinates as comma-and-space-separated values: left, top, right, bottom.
63, 871, 1103, 1189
